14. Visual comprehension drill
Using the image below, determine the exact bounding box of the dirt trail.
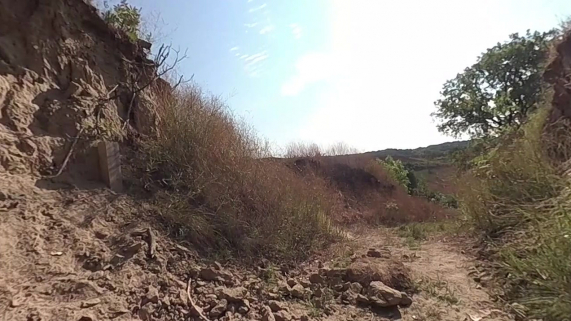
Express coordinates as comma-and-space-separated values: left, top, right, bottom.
342, 228, 514, 321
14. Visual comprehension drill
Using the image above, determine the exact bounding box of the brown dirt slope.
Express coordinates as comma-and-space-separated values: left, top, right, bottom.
0, 0, 158, 179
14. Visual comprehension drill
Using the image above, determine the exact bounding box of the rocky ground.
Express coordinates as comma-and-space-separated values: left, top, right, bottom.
0, 172, 514, 321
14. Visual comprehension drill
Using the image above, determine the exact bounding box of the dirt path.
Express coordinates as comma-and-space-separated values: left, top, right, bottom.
342, 228, 514, 321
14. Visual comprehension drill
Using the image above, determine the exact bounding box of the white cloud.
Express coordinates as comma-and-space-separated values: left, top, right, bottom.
259, 25, 275, 35
281, 53, 339, 96
244, 22, 259, 28
289, 23, 302, 39
249, 3, 267, 13
229, 46, 239, 52
239, 51, 269, 77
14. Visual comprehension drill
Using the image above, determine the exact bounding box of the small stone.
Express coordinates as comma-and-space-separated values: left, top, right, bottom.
308, 273, 324, 284
367, 281, 411, 307
94, 231, 108, 239
262, 306, 276, 321
313, 287, 323, 297
300, 315, 309, 321
366, 248, 389, 258
210, 299, 228, 318
200, 267, 219, 281
312, 297, 323, 309
138, 305, 153, 321
213, 261, 224, 270
204, 294, 219, 307
268, 300, 287, 312
238, 305, 249, 314
222, 286, 248, 302
145, 285, 160, 304
278, 282, 290, 294
356, 294, 369, 304
349, 282, 363, 294
287, 278, 297, 287
80, 298, 101, 308
299, 279, 311, 288
274, 310, 292, 321
9, 296, 23, 308
290, 284, 306, 299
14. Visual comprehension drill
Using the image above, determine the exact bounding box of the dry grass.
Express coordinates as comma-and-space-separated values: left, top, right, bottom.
282, 145, 451, 226
138, 84, 341, 261
459, 107, 571, 320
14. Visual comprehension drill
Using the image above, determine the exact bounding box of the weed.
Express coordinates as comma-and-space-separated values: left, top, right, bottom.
416, 275, 459, 305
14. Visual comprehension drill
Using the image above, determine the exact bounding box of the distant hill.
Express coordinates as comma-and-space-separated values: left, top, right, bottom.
363, 140, 470, 162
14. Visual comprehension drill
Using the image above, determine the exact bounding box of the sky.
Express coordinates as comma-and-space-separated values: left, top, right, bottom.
110, 0, 570, 152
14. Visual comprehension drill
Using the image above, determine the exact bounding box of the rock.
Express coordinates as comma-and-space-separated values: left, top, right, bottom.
204, 294, 219, 307
200, 267, 219, 281
221, 286, 248, 302
324, 268, 347, 280
300, 315, 309, 321
313, 287, 323, 297
138, 305, 154, 321
278, 281, 290, 294
210, 299, 228, 318
367, 281, 412, 307
80, 298, 101, 308
274, 310, 292, 321
268, 300, 287, 312
145, 285, 160, 304
94, 230, 108, 239
238, 305, 249, 314
287, 278, 297, 287
341, 290, 358, 305
290, 284, 306, 299
262, 306, 276, 321
356, 294, 369, 304
309, 273, 324, 284
333, 282, 349, 292
367, 248, 390, 258
213, 261, 223, 270
349, 282, 363, 294
299, 279, 311, 288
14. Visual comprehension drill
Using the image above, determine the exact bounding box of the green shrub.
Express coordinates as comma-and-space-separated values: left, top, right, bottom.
378, 156, 410, 190
102, 0, 142, 41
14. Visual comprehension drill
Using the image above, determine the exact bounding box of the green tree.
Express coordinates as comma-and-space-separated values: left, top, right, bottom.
433, 30, 558, 138
103, 0, 142, 41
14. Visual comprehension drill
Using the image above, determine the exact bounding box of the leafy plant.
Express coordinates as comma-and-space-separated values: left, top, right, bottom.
103, 0, 142, 41
377, 156, 410, 190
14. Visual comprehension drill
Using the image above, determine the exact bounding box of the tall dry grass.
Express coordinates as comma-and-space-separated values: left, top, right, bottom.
459, 106, 571, 320
141, 84, 340, 261
283, 143, 450, 225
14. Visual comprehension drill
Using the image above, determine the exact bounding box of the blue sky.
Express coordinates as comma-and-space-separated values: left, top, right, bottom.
106, 0, 570, 152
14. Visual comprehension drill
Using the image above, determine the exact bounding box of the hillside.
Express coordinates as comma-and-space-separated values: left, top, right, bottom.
2, 0, 565, 321
363, 140, 470, 167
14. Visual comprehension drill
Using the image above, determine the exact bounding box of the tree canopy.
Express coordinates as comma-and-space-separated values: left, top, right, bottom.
433, 30, 559, 138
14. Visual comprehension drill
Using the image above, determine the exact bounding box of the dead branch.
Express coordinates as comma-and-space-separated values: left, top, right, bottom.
186, 277, 209, 321
43, 127, 85, 179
